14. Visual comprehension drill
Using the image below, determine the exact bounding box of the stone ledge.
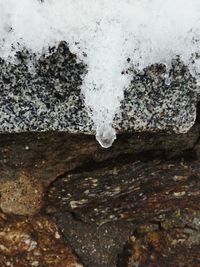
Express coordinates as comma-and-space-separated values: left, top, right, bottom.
0, 42, 198, 135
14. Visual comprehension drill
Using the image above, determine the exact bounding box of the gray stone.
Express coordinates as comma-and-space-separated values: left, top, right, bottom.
0, 41, 198, 134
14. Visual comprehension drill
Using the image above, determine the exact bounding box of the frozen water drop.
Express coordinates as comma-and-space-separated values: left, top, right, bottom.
96, 124, 116, 148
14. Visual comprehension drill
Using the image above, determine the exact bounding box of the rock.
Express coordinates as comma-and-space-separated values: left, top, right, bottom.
0, 171, 43, 216
56, 212, 133, 267
0, 124, 199, 217
0, 213, 83, 267
0, 42, 90, 133
45, 152, 200, 266
46, 160, 200, 225
0, 123, 199, 178
118, 59, 198, 133
0, 124, 199, 266
0, 42, 198, 134
118, 224, 200, 267
0, 12, 200, 266
0, 124, 199, 216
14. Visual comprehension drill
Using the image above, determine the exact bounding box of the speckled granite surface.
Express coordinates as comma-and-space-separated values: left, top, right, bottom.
0, 41, 198, 134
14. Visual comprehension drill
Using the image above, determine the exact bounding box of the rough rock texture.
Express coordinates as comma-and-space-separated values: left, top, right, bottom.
46, 158, 200, 266
0, 122, 200, 266
0, 213, 83, 267
57, 213, 133, 267
0, 42, 89, 133
118, 224, 200, 267
0, 29, 200, 267
0, 171, 44, 216
0, 123, 198, 188
0, 41, 198, 134
119, 59, 198, 133
46, 160, 200, 224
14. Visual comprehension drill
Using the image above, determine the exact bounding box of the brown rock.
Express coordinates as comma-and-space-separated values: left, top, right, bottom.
0, 214, 83, 267
0, 123, 199, 186
0, 171, 44, 216
46, 160, 200, 225
0, 124, 200, 266
118, 225, 200, 267
45, 159, 200, 267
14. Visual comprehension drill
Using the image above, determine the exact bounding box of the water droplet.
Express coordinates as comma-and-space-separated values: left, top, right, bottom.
96, 124, 116, 148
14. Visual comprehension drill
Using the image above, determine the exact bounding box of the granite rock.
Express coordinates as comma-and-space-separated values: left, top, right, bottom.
0, 42, 198, 134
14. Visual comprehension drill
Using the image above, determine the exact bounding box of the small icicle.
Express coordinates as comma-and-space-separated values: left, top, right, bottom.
96, 124, 116, 148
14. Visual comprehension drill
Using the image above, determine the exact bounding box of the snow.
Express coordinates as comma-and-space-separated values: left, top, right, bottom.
1, 0, 200, 147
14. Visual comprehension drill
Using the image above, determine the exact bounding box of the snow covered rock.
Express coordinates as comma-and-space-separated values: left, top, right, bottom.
0, 42, 198, 135
1, 0, 200, 147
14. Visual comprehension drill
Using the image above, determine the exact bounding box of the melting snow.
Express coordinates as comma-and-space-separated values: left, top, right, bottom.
1, 0, 200, 147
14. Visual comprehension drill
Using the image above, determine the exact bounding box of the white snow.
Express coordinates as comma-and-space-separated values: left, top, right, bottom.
1, 0, 200, 147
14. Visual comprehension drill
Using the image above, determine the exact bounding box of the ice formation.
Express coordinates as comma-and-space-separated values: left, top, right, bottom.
1, 0, 200, 147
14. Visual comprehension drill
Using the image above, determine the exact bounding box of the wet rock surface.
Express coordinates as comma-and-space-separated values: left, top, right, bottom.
0, 41, 198, 134
0, 123, 199, 266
